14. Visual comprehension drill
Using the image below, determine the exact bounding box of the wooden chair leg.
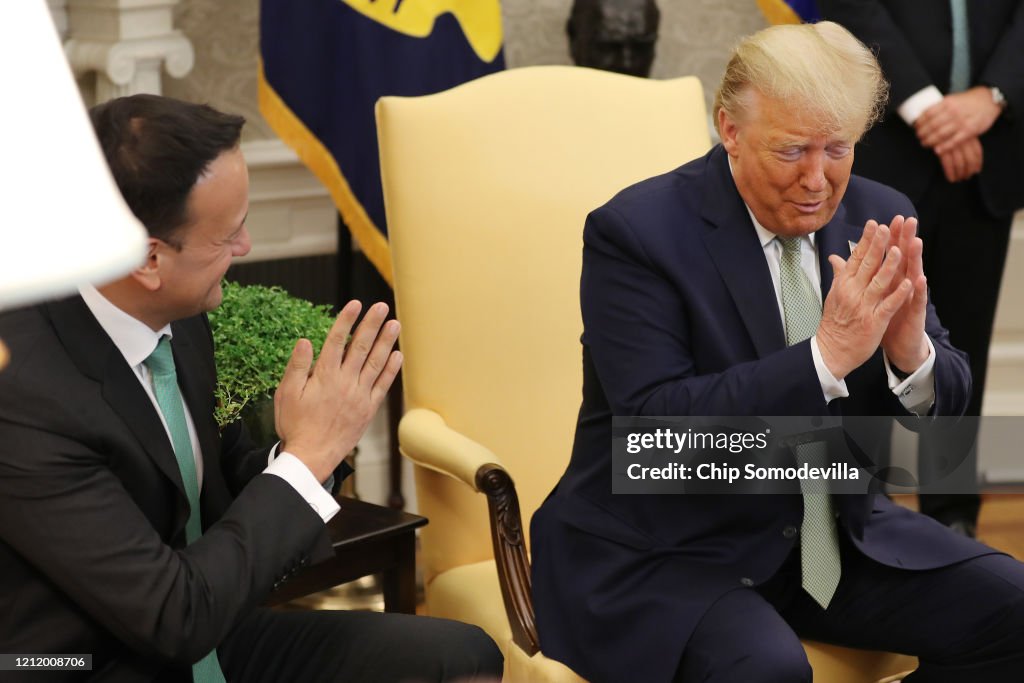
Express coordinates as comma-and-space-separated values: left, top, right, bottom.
381, 529, 417, 613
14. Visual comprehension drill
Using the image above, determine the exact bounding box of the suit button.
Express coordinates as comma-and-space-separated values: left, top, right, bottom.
783, 525, 798, 539
740, 577, 754, 587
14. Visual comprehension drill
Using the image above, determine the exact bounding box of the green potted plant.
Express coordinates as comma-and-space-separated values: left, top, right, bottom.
208, 280, 335, 442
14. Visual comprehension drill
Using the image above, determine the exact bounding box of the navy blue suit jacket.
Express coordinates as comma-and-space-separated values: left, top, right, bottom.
530, 145, 991, 683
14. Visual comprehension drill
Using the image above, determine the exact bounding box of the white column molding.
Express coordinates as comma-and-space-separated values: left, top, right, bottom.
63, 0, 193, 101
47, 0, 70, 40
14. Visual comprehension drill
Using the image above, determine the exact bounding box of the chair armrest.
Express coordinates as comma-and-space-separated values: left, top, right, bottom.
398, 408, 503, 490
398, 408, 540, 654
477, 463, 540, 655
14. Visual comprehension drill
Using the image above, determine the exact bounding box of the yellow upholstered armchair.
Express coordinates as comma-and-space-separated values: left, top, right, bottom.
376, 65, 915, 683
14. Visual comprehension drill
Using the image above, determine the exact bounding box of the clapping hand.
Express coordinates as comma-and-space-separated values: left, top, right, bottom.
878, 216, 929, 373
817, 221, 914, 379
274, 300, 403, 483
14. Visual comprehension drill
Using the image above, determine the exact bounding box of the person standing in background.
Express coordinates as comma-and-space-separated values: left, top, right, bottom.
819, 0, 1024, 536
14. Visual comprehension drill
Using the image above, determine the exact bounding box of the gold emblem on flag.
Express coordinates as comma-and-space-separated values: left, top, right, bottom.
340, 0, 503, 63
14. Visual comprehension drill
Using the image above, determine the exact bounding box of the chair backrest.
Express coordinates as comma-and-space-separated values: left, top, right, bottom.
378, 65, 710, 581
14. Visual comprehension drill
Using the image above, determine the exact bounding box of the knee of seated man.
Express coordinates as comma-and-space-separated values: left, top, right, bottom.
679, 634, 811, 683
416, 617, 504, 679
727, 642, 811, 683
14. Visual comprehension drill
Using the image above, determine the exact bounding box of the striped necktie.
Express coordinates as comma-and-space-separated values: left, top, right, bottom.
144, 336, 227, 683
949, 0, 971, 92
777, 237, 842, 610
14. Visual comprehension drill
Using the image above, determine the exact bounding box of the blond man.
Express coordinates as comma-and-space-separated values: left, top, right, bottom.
530, 22, 1024, 683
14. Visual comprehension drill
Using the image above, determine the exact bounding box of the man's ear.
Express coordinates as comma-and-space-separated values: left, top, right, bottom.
130, 238, 163, 292
718, 108, 740, 156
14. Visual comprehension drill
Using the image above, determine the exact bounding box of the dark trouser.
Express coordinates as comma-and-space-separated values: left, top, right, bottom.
674, 527, 1024, 683
915, 180, 1011, 524
218, 609, 503, 683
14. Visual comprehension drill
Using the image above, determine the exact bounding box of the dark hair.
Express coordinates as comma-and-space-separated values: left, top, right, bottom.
89, 94, 245, 246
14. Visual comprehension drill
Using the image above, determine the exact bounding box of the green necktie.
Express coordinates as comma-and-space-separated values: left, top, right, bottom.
777, 237, 842, 610
949, 0, 971, 93
144, 336, 227, 683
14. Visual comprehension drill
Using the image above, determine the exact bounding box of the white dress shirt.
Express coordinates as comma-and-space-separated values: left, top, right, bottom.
78, 285, 339, 522
897, 86, 945, 125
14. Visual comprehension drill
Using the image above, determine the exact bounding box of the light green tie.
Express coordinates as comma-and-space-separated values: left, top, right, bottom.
144, 336, 227, 683
777, 237, 842, 610
949, 0, 971, 92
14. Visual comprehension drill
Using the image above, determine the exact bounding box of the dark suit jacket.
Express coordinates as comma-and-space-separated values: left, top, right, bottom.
820, 0, 1024, 217
0, 296, 332, 681
529, 146, 994, 683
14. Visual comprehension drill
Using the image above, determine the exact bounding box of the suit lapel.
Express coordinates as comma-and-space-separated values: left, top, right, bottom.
700, 147, 787, 358
45, 296, 188, 503
815, 201, 861, 301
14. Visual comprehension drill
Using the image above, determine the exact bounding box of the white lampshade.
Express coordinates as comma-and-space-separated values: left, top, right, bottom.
0, 0, 148, 310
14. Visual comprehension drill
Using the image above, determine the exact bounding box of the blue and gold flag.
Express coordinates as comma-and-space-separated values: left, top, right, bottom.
757, 0, 820, 24
259, 1, 505, 284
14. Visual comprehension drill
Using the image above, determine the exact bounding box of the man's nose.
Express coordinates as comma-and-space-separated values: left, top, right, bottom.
800, 154, 827, 193
233, 226, 252, 257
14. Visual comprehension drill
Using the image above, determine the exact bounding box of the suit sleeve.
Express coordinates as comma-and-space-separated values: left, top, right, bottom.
580, 205, 829, 418
0, 313, 327, 668
0, 414, 324, 666
977, 0, 1024, 113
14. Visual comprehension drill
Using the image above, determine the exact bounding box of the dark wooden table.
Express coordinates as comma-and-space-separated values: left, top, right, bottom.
266, 496, 427, 613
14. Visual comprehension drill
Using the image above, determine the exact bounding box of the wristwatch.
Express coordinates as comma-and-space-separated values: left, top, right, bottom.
990, 85, 1008, 111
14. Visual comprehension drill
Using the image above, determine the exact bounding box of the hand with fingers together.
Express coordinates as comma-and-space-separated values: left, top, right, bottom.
273, 300, 403, 483
937, 136, 984, 183
878, 216, 930, 374
914, 87, 1003, 154
815, 221, 915, 380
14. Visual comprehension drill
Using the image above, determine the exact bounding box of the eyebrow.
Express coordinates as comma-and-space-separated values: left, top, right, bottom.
228, 212, 248, 239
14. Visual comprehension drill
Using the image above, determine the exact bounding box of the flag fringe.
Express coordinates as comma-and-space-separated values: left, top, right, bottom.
756, 0, 803, 24
257, 59, 393, 285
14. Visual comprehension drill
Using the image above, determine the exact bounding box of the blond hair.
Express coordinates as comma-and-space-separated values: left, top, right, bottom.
713, 21, 887, 139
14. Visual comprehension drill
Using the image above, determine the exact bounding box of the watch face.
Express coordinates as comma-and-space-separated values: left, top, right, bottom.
991, 86, 1007, 108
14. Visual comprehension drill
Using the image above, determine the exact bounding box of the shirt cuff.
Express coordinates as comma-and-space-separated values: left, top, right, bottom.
883, 337, 937, 416
898, 86, 944, 125
265, 452, 341, 523
269, 441, 336, 495
810, 336, 849, 404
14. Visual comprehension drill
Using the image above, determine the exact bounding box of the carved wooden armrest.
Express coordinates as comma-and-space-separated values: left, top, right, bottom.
476, 463, 540, 655
398, 409, 540, 654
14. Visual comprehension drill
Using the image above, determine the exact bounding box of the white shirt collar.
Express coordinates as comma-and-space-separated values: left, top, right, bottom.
726, 156, 817, 250
78, 284, 172, 369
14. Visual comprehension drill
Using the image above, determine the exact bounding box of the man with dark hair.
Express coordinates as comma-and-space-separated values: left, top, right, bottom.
89, 95, 247, 245
0, 94, 502, 682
